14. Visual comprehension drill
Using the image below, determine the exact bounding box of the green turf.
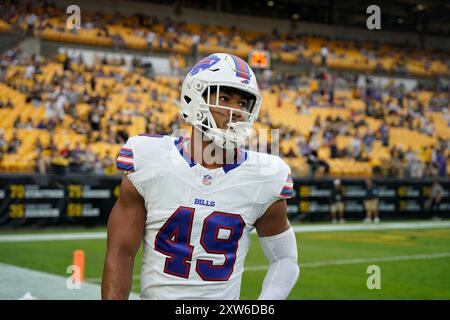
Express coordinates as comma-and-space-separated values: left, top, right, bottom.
1, 227, 450, 299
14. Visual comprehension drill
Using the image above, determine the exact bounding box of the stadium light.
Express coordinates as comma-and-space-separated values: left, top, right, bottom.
416, 4, 426, 11
267, 1, 275, 7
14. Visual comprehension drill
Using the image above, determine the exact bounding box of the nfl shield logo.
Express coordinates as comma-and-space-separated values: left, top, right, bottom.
202, 174, 212, 186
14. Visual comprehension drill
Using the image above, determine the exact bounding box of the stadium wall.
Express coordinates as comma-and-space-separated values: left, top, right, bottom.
0, 174, 448, 227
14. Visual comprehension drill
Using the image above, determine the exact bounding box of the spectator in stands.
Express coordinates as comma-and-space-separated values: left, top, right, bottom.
330, 179, 345, 224
146, 31, 156, 48
191, 33, 201, 62
25, 12, 37, 36
112, 34, 125, 48
168, 55, 180, 76
363, 178, 380, 223
350, 134, 362, 160
55, 92, 67, 120
276, 92, 283, 108
66, 88, 78, 117
69, 142, 85, 172
322, 127, 333, 146
50, 149, 68, 175
93, 155, 105, 175
62, 53, 71, 71
89, 109, 101, 131
329, 135, 339, 158
379, 123, 389, 147
60, 142, 71, 159
308, 131, 321, 153
327, 77, 335, 105
7, 131, 21, 154
5, 99, 13, 109
81, 146, 96, 172
142, 60, 155, 78
410, 158, 425, 179
103, 151, 115, 175
24, 63, 35, 79
386, 147, 406, 178
386, 99, 401, 115
44, 97, 56, 120
370, 157, 382, 176
425, 179, 444, 220
435, 149, 447, 177
36, 150, 51, 174
306, 149, 330, 176
362, 130, 375, 154
294, 96, 303, 113
0, 130, 5, 160
296, 134, 308, 156
116, 126, 129, 144
299, 102, 310, 115
405, 147, 417, 177
23, 119, 33, 130
320, 45, 328, 67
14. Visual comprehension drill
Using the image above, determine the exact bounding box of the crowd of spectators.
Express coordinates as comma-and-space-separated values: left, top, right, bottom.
0, 44, 448, 177
0, 47, 180, 175
255, 68, 449, 178
1, 1, 449, 77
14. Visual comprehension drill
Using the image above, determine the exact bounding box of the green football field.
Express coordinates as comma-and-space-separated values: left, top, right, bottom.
1, 223, 450, 299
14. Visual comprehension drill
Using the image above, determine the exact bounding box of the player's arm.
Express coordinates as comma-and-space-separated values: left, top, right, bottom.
254, 199, 300, 300
101, 175, 146, 299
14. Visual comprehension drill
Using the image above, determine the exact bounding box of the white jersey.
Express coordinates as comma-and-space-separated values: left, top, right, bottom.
116, 134, 294, 300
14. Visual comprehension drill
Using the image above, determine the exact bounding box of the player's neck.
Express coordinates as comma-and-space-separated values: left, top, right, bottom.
187, 128, 237, 169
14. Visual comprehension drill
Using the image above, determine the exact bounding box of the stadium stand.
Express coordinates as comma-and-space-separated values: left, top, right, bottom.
0, 2, 449, 77
0, 1, 448, 178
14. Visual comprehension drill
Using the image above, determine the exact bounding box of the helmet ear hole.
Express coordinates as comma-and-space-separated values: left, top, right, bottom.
184, 95, 192, 104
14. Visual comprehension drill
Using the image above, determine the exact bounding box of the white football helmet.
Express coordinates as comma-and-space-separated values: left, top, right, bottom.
175, 53, 262, 150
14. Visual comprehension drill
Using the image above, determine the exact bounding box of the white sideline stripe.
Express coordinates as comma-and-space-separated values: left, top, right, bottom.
1, 221, 450, 242
245, 251, 450, 271
0, 263, 140, 300
291, 221, 450, 233
0, 232, 107, 242
84, 251, 450, 283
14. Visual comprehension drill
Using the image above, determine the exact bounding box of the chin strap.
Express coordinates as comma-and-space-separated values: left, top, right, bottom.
174, 99, 249, 150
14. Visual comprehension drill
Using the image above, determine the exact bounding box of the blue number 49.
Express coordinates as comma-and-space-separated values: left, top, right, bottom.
154, 206, 245, 281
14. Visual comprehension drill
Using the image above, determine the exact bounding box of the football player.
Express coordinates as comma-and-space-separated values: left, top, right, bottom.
102, 53, 300, 299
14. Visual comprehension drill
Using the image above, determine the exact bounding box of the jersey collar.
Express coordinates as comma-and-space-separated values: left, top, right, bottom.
174, 137, 196, 167
174, 137, 247, 173
222, 148, 248, 173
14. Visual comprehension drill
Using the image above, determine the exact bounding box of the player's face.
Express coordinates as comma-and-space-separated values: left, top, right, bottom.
208, 89, 249, 130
